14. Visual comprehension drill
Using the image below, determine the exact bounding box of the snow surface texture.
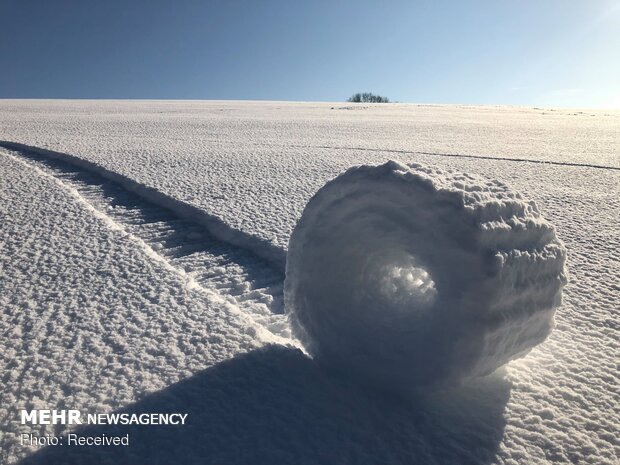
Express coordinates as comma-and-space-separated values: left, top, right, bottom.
0, 148, 522, 465
0, 150, 263, 463
1, 101, 619, 256
0, 101, 618, 464
285, 161, 567, 390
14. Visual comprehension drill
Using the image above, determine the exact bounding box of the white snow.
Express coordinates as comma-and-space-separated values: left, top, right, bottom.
0, 151, 265, 463
0, 100, 618, 256
0, 100, 618, 464
285, 161, 567, 390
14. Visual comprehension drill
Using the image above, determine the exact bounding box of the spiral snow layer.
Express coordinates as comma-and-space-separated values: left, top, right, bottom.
285, 161, 567, 390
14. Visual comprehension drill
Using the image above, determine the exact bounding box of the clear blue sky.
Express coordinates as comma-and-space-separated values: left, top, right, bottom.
1, 0, 618, 107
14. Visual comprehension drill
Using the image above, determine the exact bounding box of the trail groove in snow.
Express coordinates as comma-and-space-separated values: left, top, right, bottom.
0, 141, 288, 269
0, 147, 291, 343
284, 143, 620, 171
0, 151, 271, 464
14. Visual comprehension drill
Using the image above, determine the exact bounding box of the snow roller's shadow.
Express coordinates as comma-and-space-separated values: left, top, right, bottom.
20, 345, 511, 465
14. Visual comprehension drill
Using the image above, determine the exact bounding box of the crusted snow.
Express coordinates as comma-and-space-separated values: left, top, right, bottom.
0, 152, 264, 463
0, 100, 618, 464
1, 100, 619, 255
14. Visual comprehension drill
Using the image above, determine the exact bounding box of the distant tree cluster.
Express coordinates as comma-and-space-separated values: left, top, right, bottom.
347, 92, 389, 103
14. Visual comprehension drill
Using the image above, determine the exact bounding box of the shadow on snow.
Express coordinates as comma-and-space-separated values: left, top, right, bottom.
20, 345, 510, 465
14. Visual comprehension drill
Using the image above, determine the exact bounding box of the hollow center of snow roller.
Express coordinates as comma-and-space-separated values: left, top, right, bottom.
367, 252, 437, 311
379, 262, 437, 308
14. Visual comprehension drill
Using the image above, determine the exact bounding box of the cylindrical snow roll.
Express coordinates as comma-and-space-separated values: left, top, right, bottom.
284, 161, 567, 390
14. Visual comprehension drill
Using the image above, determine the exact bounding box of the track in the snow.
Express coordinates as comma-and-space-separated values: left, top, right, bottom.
2, 147, 289, 338
288, 144, 620, 171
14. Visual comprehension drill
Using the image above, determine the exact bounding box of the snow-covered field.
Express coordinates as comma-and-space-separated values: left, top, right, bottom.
0, 100, 618, 464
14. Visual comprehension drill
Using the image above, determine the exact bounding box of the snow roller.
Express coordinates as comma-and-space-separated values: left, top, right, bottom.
284, 161, 567, 390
